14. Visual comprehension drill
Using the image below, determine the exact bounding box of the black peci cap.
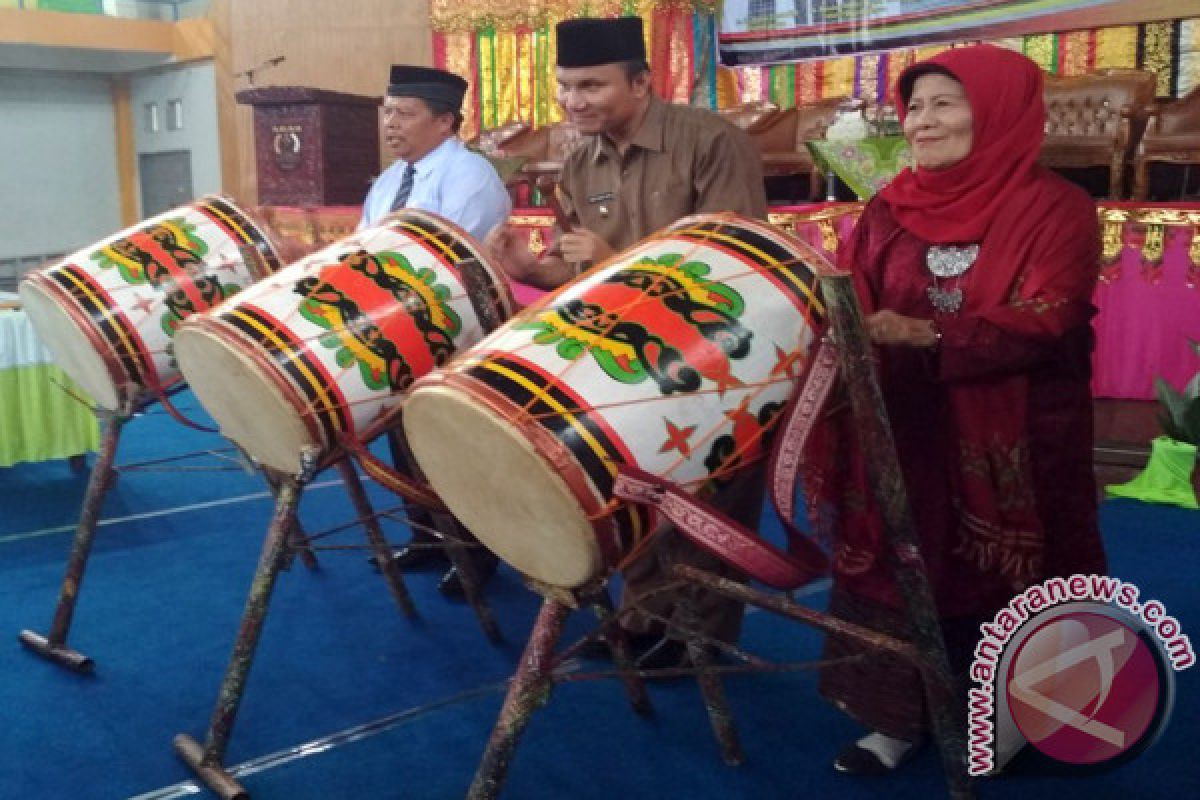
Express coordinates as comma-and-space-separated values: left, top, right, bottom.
387, 65, 468, 110
556, 17, 646, 68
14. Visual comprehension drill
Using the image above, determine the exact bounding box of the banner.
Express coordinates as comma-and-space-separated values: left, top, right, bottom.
720, 0, 1124, 66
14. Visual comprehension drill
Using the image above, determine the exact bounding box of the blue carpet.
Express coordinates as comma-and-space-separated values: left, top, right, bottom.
0, 394, 1197, 799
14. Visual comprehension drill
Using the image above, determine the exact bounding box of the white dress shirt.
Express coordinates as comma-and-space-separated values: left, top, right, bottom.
358, 137, 511, 241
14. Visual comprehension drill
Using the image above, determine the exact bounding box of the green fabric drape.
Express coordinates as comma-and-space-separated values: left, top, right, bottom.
0, 363, 98, 467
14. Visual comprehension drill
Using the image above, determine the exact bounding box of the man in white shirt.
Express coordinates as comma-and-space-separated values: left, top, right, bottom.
358, 65, 511, 240
362, 65, 505, 595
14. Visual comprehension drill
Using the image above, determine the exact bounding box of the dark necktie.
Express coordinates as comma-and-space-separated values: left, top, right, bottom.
389, 163, 416, 212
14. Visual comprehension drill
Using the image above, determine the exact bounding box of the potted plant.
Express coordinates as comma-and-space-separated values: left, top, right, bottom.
1107, 340, 1200, 509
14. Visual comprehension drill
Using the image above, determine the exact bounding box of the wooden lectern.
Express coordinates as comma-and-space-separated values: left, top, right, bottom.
236, 86, 381, 207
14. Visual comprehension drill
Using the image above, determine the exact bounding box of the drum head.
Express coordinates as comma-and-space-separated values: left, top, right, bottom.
403, 383, 602, 589
173, 324, 317, 474
18, 278, 122, 411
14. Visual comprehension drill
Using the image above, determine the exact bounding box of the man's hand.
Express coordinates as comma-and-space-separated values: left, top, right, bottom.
558, 229, 613, 266
864, 310, 939, 348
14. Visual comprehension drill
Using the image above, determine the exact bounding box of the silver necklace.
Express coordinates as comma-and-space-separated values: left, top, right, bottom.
925, 244, 979, 313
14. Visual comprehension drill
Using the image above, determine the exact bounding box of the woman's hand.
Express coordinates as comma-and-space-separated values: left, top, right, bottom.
865, 310, 940, 348
483, 222, 539, 281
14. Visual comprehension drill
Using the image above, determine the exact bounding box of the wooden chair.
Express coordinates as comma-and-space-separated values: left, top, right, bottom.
491, 121, 582, 204
1040, 69, 1157, 199
1132, 88, 1200, 200
469, 120, 531, 156
717, 101, 780, 133
743, 97, 846, 201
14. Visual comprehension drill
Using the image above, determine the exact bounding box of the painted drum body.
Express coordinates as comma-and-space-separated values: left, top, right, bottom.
18, 195, 283, 412
403, 213, 833, 589
173, 209, 515, 474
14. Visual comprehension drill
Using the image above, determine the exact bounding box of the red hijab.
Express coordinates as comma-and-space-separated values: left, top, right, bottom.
880, 45, 1046, 245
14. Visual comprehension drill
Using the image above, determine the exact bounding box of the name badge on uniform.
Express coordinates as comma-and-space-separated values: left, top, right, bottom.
587, 191, 615, 217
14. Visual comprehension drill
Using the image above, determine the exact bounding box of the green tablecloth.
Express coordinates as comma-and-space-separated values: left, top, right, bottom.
806, 137, 913, 200
0, 308, 99, 467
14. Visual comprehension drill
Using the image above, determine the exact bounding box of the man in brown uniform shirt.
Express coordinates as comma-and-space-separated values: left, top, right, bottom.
487, 16, 768, 668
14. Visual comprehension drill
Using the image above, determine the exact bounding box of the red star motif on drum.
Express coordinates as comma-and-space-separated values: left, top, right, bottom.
659, 418, 698, 458
131, 294, 156, 315
771, 345, 804, 381
724, 396, 755, 424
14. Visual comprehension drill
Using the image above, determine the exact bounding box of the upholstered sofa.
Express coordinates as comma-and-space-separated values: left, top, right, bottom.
1132, 88, 1200, 200
739, 97, 846, 200
1039, 69, 1158, 198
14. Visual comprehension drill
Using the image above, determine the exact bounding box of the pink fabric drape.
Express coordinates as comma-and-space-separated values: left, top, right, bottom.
1092, 232, 1200, 398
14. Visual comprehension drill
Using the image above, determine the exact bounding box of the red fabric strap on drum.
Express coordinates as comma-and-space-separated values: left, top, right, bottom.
769, 337, 839, 555
150, 380, 220, 433
612, 338, 839, 591
339, 435, 448, 513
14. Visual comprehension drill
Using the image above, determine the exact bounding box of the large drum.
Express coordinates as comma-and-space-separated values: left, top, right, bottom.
18, 196, 283, 412
173, 209, 516, 474
402, 213, 833, 589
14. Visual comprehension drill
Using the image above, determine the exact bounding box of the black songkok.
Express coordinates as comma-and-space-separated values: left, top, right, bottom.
387, 65, 467, 110
555, 17, 646, 68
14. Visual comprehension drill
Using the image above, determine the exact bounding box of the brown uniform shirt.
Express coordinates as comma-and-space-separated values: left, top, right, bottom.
556, 96, 767, 253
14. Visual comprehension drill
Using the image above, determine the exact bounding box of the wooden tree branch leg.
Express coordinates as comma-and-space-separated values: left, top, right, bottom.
334, 458, 416, 618
439, 527, 502, 642
584, 588, 652, 717
677, 601, 743, 766
174, 465, 309, 800
19, 408, 129, 673
262, 468, 317, 571
467, 598, 570, 800
821, 274, 973, 800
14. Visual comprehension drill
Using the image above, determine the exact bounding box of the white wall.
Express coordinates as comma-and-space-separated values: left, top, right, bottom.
102, 0, 211, 20
129, 61, 221, 214
0, 70, 122, 260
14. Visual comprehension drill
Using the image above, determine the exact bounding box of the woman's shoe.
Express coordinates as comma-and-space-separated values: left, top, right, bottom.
833, 733, 921, 775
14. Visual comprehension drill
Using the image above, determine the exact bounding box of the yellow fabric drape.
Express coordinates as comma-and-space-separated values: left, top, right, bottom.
885, 50, 916, 102
715, 66, 739, 109
1094, 26, 1138, 70
913, 44, 950, 63
822, 57, 856, 100
1142, 22, 1175, 97
1023, 34, 1056, 72
441, 32, 479, 140
493, 32, 519, 128
516, 30, 535, 123
477, 31, 497, 130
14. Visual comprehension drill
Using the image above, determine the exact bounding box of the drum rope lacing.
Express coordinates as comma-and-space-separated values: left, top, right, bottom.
493, 220, 823, 501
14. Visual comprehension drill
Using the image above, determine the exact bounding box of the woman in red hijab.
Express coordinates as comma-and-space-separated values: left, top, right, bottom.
809, 44, 1108, 774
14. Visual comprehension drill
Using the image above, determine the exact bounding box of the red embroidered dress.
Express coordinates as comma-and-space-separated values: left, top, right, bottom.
811, 46, 1108, 739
